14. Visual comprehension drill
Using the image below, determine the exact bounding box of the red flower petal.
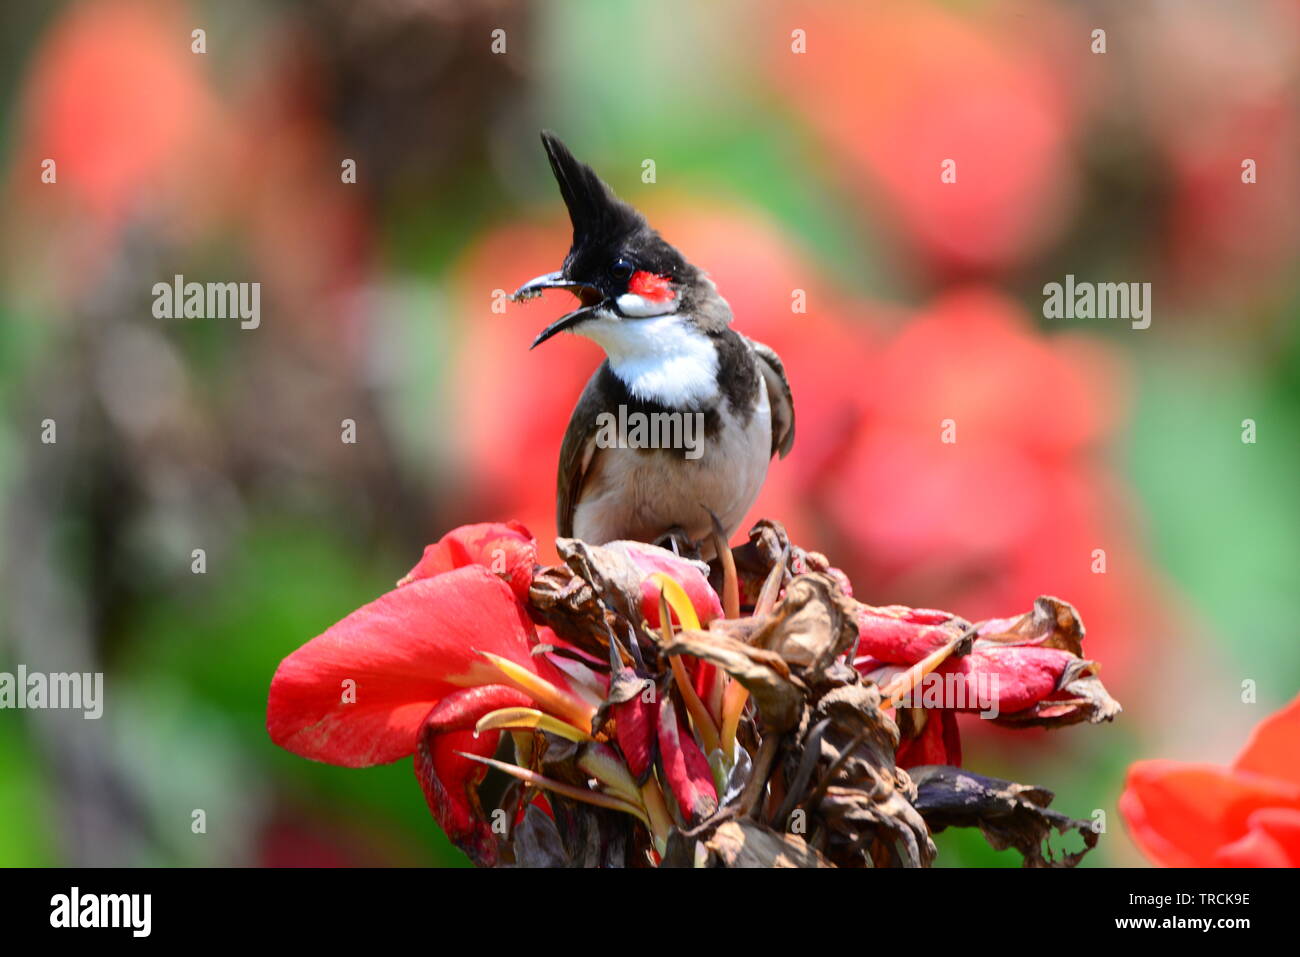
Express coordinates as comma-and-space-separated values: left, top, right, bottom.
657, 696, 718, 824
613, 690, 658, 779
1119, 760, 1300, 867
1233, 693, 1300, 789
895, 707, 962, 769
413, 685, 532, 867
856, 605, 965, 665
690, 658, 722, 723
770, 1, 1077, 274
937, 646, 1074, 715
606, 540, 724, 626
18, 0, 218, 222
267, 566, 543, 767
1214, 808, 1300, 868
399, 521, 537, 601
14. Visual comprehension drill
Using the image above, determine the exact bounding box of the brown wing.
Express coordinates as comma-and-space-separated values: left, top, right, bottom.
556, 365, 609, 538
743, 336, 795, 458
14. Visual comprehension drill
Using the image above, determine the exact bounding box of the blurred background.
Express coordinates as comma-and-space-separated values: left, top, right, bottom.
0, 0, 1297, 867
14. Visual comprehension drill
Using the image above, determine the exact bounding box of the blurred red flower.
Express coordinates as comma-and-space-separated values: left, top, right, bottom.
1120, 694, 1300, 867
768, 0, 1081, 278
824, 288, 1157, 695
11, 0, 223, 228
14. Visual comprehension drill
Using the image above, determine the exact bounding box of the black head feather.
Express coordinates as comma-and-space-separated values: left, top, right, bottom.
536, 131, 726, 325
540, 131, 646, 250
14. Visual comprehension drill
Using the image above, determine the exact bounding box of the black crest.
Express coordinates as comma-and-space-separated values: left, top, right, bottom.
540, 131, 695, 287
541, 131, 646, 250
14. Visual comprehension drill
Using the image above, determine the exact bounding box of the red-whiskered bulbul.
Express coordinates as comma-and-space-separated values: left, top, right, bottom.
512, 132, 794, 556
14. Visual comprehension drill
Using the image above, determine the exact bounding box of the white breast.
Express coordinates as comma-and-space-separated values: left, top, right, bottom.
572, 377, 773, 553
577, 312, 719, 408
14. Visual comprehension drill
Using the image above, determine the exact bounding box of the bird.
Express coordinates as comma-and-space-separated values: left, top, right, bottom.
512, 131, 794, 557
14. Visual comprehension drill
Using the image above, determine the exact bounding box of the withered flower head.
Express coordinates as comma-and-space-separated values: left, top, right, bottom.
268, 518, 1120, 867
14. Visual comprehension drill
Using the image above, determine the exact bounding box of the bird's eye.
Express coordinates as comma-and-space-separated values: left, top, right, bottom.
609, 259, 634, 281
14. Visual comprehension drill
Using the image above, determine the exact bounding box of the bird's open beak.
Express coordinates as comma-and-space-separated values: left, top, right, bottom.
511, 271, 607, 349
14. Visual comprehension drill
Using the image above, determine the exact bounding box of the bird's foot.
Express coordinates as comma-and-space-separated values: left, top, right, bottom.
654, 526, 701, 561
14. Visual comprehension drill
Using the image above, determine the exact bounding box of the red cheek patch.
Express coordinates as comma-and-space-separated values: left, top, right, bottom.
629, 270, 675, 303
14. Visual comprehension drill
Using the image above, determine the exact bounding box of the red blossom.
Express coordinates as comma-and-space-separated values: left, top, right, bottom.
398, 520, 537, 599
768, 0, 1081, 277
855, 605, 962, 665
268, 521, 738, 862
613, 690, 658, 780
934, 646, 1092, 717
267, 565, 551, 767
13, 0, 221, 224
657, 696, 718, 824
896, 708, 962, 769
1120, 694, 1300, 867
827, 288, 1159, 698
608, 539, 724, 627
855, 596, 1117, 769
414, 685, 533, 867
266, 522, 593, 863
268, 518, 1118, 865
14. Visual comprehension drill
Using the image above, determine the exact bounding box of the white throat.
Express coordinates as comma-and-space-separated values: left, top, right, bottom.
579, 311, 719, 408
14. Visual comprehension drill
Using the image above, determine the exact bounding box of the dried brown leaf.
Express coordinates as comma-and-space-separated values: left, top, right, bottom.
693, 819, 833, 868
749, 573, 860, 672
795, 683, 936, 867
662, 628, 804, 733
976, 595, 1087, 656
910, 764, 1099, 867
